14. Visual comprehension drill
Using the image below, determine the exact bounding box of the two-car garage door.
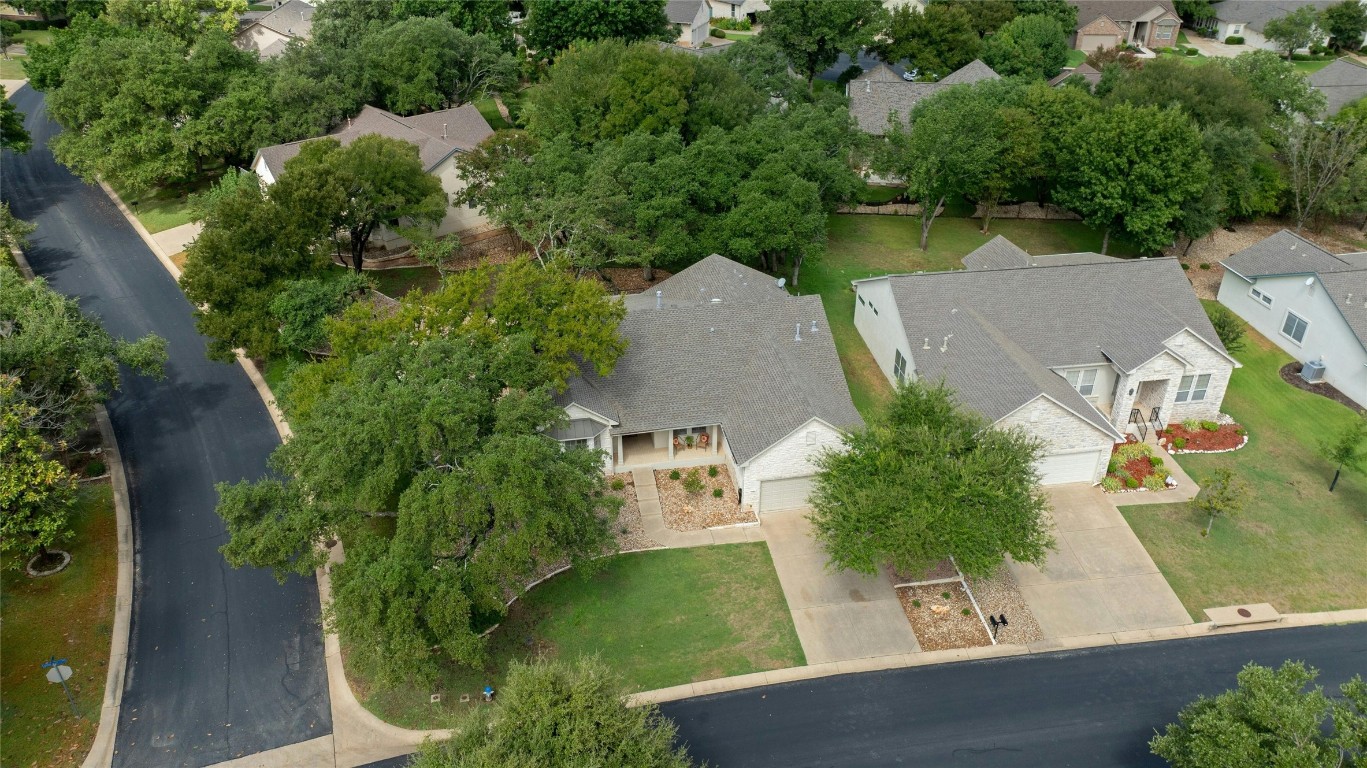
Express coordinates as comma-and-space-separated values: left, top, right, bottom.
1035, 449, 1105, 486
1079, 33, 1119, 52
758, 476, 814, 514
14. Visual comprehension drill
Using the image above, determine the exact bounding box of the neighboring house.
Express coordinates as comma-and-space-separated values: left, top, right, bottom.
234, 0, 314, 59
1205, 0, 1343, 52
706, 0, 768, 22
1048, 62, 1103, 88
252, 104, 495, 248
666, 0, 710, 48
1308, 58, 1367, 117
1070, 0, 1182, 51
846, 59, 1001, 135
853, 236, 1238, 485
553, 255, 863, 515
1218, 230, 1367, 409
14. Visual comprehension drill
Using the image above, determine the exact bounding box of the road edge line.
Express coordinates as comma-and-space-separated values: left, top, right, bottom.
9, 245, 129, 768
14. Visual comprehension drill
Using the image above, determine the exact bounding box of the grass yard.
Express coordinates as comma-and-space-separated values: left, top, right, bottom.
1, 483, 117, 768
1, 56, 27, 80
1066, 49, 1088, 67
353, 544, 804, 729
369, 265, 441, 298
1121, 317, 1367, 620
109, 172, 221, 234
473, 96, 512, 131
808, 214, 1140, 416
861, 184, 906, 204
1292, 58, 1335, 75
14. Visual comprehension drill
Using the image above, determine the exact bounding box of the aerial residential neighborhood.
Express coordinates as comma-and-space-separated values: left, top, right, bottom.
1, 1, 1365, 768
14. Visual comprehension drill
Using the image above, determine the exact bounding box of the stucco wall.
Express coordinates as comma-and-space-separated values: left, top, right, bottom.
1219, 271, 1367, 409
434, 155, 491, 235
740, 420, 844, 510
997, 396, 1115, 484
853, 279, 914, 387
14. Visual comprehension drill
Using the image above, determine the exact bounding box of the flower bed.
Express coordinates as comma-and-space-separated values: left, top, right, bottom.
896, 582, 992, 651
1159, 419, 1248, 454
1101, 439, 1176, 494
655, 465, 753, 530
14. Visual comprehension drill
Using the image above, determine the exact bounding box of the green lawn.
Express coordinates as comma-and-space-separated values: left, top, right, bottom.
354, 544, 804, 729
1121, 316, 1367, 620
1066, 49, 1088, 67
1, 483, 116, 768
1292, 58, 1335, 75
861, 184, 906, 205
109, 172, 222, 234
808, 214, 1140, 416
0, 56, 27, 80
473, 96, 512, 131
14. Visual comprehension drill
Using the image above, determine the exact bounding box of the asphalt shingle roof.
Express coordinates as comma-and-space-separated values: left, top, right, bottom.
868, 247, 1230, 438
1224, 230, 1367, 349
560, 255, 863, 464
255, 104, 494, 179
962, 236, 1123, 270
847, 60, 1000, 135
1072, 0, 1178, 27
1049, 62, 1103, 87
1316, 270, 1367, 348
1308, 58, 1367, 117
665, 0, 705, 23
1210, 0, 1337, 32
251, 0, 314, 39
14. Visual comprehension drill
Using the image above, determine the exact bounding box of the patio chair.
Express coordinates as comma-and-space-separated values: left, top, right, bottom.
673, 436, 684, 452
697, 432, 710, 449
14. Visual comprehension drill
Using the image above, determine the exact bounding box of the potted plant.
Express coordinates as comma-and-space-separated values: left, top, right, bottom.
685, 435, 695, 449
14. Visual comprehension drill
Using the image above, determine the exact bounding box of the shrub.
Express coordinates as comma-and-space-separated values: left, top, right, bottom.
1201, 420, 1220, 432
1116, 442, 1153, 462
1115, 467, 1133, 481
609, 477, 626, 491
962, 608, 972, 616
682, 469, 705, 495
912, 599, 921, 608
1149, 456, 1164, 468
712, 487, 723, 498
709, 27, 726, 38
1125, 477, 1140, 489
941, 591, 951, 600
707, 465, 719, 478
1143, 474, 1167, 491
1184, 47, 1198, 56
1205, 302, 1246, 353
1173, 437, 1187, 449
669, 469, 681, 481
1107, 459, 1120, 474
86, 460, 107, 477
1101, 476, 1122, 493
1182, 263, 1191, 270
1224, 35, 1244, 44
1199, 263, 1211, 270
1235, 427, 1247, 437
1182, 418, 1200, 431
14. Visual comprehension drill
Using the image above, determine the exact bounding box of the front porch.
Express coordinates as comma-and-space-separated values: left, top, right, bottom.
615, 426, 725, 472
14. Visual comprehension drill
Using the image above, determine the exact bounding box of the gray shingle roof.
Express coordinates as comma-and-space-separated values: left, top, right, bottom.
250, 0, 314, 39
963, 237, 1123, 270
1222, 230, 1364, 279
1072, 0, 1178, 27
1308, 58, 1367, 117
255, 104, 494, 179
1049, 62, 1103, 88
1211, 0, 1337, 32
1317, 269, 1367, 348
846, 60, 1000, 135
870, 248, 1230, 437
560, 255, 863, 464
665, 0, 705, 23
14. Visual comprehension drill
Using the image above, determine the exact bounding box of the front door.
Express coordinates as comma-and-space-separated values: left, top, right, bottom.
1133, 379, 1168, 429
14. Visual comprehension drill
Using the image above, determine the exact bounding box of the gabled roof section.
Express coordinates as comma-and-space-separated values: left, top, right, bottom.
1210, 0, 1337, 32
1072, 0, 1178, 27
1308, 58, 1367, 117
247, 0, 314, 39
665, 0, 705, 23
962, 236, 1123, 270
1222, 230, 1364, 279
846, 60, 1000, 135
254, 103, 494, 180
561, 256, 863, 464
1049, 62, 1102, 87
1317, 270, 1367, 349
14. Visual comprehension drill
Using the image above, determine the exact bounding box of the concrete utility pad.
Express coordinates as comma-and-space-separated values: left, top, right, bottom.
1009, 484, 1191, 639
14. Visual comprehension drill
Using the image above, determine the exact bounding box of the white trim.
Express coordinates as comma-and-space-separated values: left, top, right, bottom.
1248, 285, 1274, 308
562, 402, 618, 427
738, 416, 844, 469
1160, 327, 1242, 368
1280, 310, 1310, 346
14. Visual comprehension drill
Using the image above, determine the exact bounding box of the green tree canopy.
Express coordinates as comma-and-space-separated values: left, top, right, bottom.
720, 38, 806, 103
1320, 412, 1367, 492
808, 379, 1054, 579
361, 16, 517, 115
875, 2, 978, 80
1323, 0, 1367, 50
523, 0, 673, 56
1107, 57, 1270, 133
413, 657, 698, 768
980, 13, 1069, 80
759, 0, 885, 90
104, 0, 246, 41
0, 86, 30, 154
1012, 0, 1078, 32
1, 375, 77, 571
1151, 661, 1367, 767
1219, 50, 1326, 125
1263, 6, 1324, 59
930, 0, 1018, 38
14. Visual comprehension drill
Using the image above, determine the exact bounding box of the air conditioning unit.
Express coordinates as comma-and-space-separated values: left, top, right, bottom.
1301, 359, 1327, 383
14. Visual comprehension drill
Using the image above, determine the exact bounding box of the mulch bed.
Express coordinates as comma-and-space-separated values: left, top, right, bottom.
965, 566, 1044, 646
605, 474, 661, 552
1159, 422, 1246, 452
1104, 439, 1174, 492
887, 558, 958, 586
896, 582, 992, 652
1279, 363, 1364, 413
594, 267, 673, 294
655, 465, 753, 531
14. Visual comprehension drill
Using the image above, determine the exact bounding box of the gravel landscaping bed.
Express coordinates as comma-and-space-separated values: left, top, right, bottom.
887, 558, 958, 585
966, 566, 1044, 645
897, 582, 992, 651
606, 473, 661, 552
655, 465, 754, 531
1166, 223, 1366, 299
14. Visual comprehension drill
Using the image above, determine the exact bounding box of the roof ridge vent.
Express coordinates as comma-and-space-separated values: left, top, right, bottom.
795, 323, 802, 342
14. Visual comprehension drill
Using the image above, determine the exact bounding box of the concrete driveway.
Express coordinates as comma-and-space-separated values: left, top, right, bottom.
1008, 485, 1192, 639
1183, 35, 1251, 58
761, 510, 920, 665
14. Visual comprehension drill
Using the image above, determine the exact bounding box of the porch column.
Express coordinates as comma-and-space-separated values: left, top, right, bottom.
668, 431, 675, 460
614, 434, 623, 470
711, 425, 718, 455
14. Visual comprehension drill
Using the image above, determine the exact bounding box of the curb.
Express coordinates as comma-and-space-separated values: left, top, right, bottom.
627, 608, 1367, 706
9, 244, 131, 768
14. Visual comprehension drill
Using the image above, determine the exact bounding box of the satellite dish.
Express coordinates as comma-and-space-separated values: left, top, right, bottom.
776, 278, 787, 288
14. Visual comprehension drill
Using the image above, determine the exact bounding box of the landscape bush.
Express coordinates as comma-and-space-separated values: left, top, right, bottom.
682, 469, 705, 495
669, 469, 681, 481
1225, 36, 1244, 44
1201, 420, 1220, 432
1101, 476, 1122, 492
712, 488, 723, 498
1143, 474, 1167, 491
707, 465, 719, 478
610, 477, 626, 491
1126, 477, 1140, 489
1173, 437, 1187, 449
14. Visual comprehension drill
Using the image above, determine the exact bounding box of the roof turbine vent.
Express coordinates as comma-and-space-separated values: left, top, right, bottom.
655, 290, 662, 309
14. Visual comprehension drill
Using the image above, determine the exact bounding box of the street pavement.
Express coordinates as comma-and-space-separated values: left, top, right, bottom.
660, 623, 1367, 767
2, 87, 331, 767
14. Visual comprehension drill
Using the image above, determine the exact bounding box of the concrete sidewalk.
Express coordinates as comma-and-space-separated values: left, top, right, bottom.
1112, 433, 1201, 506
631, 469, 762, 548
151, 221, 201, 256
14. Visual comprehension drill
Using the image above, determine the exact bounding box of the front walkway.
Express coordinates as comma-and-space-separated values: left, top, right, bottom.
760, 509, 921, 665
631, 469, 760, 548
1009, 485, 1192, 639
1111, 432, 1201, 507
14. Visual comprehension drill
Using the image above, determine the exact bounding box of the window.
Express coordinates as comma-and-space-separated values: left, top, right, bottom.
1157, 22, 1174, 39
1231, 24, 1243, 35
858, 295, 865, 306
1281, 311, 1308, 344
561, 438, 589, 451
1065, 368, 1098, 397
1175, 374, 1211, 403
1249, 287, 1274, 308
893, 350, 907, 383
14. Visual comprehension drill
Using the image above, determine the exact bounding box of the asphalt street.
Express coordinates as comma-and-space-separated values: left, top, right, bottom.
660, 624, 1367, 767
2, 87, 331, 767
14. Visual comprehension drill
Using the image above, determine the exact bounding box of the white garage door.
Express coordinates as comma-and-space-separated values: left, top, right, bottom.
758, 476, 814, 513
1036, 450, 1104, 485
1079, 34, 1117, 52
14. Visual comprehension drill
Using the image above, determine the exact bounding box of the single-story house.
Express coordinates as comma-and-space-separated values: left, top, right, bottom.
1049, 62, 1103, 89
706, 0, 768, 22
1308, 58, 1367, 117
252, 104, 494, 248
1070, 0, 1182, 52
1204, 0, 1346, 52
846, 59, 1000, 135
234, 0, 313, 59
1218, 230, 1367, 409
853, 236, 1238, 485
666, 0, 711, 48
554, 255, 863, 515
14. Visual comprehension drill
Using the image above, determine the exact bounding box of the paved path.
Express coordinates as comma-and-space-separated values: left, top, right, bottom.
659, 622, 1367, 768
1010, 485, 1192, 639
1112, 433, 1200, 507
631, 468, 760, 547
2, 86, 331, 768
151, 221, 202, 256
760, 509, 920, 665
